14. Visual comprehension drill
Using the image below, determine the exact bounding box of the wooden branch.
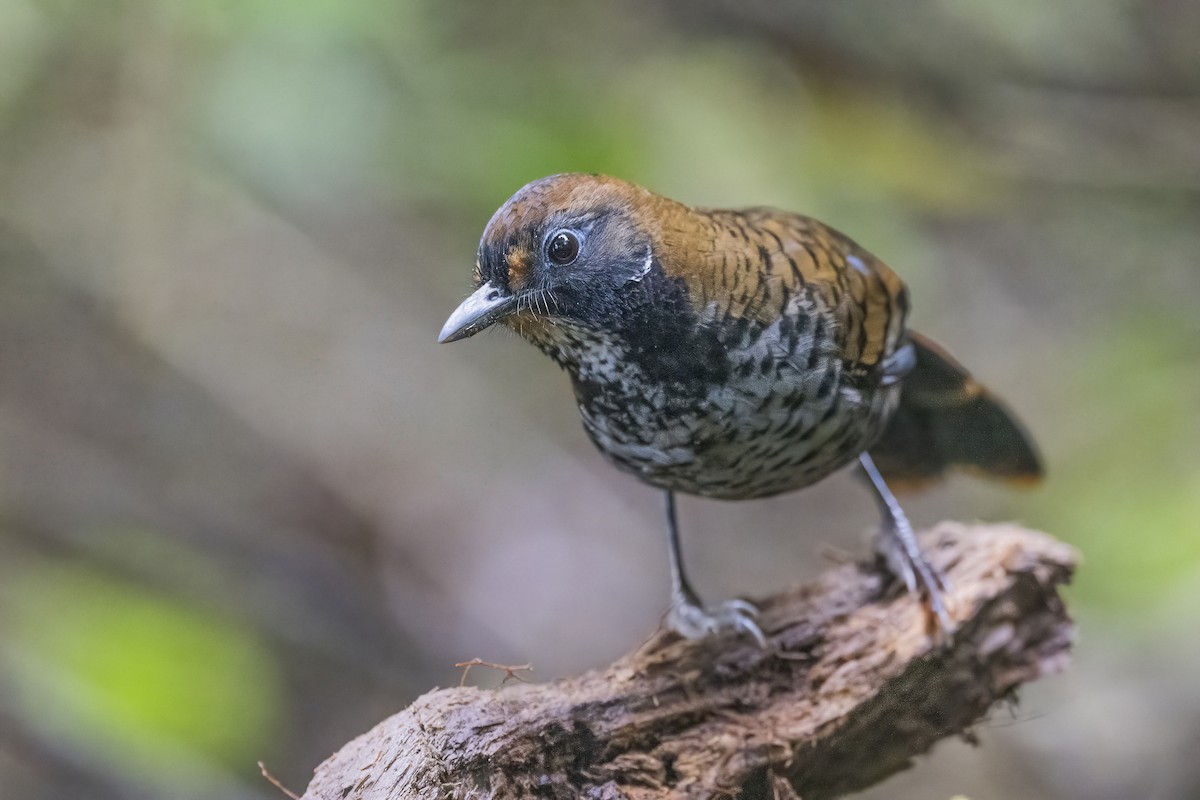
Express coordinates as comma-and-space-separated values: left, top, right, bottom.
301, 523, 1076, 800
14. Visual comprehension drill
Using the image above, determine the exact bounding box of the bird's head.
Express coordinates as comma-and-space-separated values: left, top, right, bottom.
439, 174, 683, 346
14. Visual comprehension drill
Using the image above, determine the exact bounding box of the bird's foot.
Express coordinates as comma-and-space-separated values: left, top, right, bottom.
875, 518, 954, 633
666, 595, 767, 647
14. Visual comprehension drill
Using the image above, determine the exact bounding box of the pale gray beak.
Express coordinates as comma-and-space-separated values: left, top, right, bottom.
438, 282, 518, 343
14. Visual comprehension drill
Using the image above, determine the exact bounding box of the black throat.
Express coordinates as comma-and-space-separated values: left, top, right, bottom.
522, 260, 733, 400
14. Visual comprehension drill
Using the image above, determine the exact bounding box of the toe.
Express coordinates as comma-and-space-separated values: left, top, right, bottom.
723, 598, 759, 615
714, 600, 767, 648
665, 597, 768, 647
879, 542, 918, 593
915, 563, 953, 632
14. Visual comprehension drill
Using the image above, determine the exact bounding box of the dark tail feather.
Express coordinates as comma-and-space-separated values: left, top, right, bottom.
868, 332, 1043, 492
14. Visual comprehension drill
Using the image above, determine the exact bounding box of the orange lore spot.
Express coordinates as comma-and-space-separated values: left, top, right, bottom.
505, 244, 533, 292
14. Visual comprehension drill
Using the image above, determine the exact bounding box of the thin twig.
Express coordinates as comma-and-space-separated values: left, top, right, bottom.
455, 658, 533, 687
259, 760, 301, 800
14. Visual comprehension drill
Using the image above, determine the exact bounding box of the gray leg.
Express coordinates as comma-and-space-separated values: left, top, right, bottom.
858, 453, 952, 630
663, 491, 766, 647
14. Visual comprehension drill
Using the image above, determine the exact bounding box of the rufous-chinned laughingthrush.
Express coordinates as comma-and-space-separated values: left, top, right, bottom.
440, 174, 1041, 644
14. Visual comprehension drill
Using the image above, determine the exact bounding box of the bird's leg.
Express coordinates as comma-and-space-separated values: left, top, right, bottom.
857, 452, 953, 630
663, 491, 767, 647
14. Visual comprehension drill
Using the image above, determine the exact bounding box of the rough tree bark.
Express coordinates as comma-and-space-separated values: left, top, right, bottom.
301, 523, 1076, 800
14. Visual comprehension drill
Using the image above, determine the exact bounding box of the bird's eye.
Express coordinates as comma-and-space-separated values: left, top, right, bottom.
546, 230, 581, 266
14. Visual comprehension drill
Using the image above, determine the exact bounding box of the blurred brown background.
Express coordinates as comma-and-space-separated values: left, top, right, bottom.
1, 1, 1198, 798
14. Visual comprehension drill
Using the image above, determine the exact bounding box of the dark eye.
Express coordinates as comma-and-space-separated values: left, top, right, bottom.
546, 230, 580, 266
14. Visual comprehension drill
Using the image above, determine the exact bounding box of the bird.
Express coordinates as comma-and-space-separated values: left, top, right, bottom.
439, 174, 1042, 644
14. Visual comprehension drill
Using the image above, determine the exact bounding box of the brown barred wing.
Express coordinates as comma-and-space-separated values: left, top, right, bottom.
658, 205, 910, 383
739, 209, 910, 379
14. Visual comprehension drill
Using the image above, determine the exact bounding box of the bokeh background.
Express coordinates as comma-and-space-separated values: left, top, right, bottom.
1, 1, 1198, 798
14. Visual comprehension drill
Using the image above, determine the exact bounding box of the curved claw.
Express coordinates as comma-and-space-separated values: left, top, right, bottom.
667, 597, 767, 648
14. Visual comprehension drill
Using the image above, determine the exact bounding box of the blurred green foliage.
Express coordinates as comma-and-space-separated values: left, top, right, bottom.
0, 550, 281, 790
1031, 323, 1200, 615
